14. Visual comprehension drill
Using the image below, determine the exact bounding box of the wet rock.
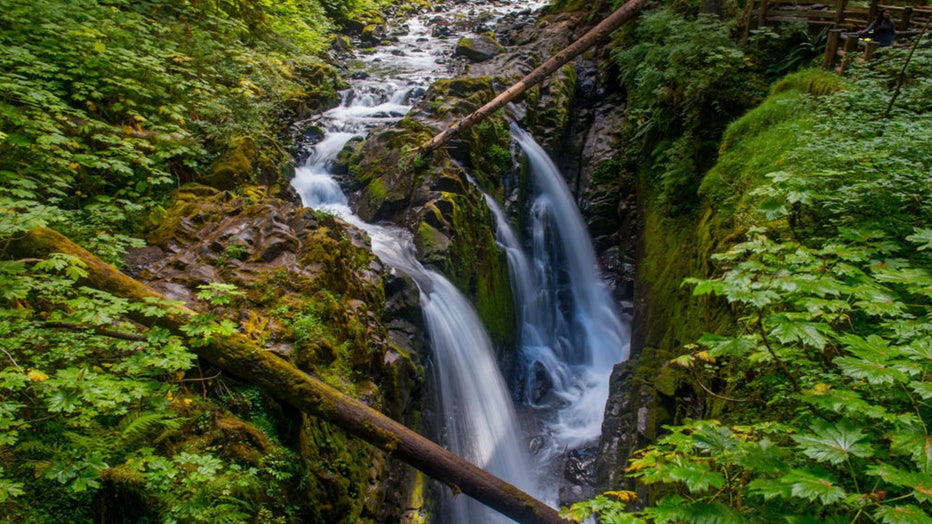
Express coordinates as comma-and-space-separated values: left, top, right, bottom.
454, 34, 505, 62
124, 245, 164, 279
564, 447, 597, 485
431, 24, 455, 38
141, 187, 427, 523
360, 23, 386, 46
331, 34, 352, 54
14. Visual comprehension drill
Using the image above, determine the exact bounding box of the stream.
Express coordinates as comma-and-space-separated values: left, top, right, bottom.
291, 1, 628, 521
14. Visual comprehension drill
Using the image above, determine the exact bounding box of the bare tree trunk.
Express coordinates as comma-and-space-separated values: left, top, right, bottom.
9, 227, 570, 524
419, 0, 648, 156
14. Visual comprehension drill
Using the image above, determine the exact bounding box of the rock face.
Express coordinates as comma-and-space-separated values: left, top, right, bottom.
129, 185, 428, 523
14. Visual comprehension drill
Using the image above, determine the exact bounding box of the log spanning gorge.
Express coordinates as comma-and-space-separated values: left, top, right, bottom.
292, 1, 629, 521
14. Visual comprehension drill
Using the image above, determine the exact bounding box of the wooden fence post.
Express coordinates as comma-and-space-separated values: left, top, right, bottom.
757, 0, 770, 27
840, 33, 859, 74
864, 40, 880, 59
901, 7, 913, 31
822, 28, 844, 69
834, 0, 849, 25
868, 0, 880, 24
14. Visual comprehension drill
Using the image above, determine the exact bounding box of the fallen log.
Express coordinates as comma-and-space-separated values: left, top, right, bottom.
419, 0, 648, 156
9, 227, 570, 524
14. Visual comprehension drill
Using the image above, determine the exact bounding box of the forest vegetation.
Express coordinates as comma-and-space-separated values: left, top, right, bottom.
563, 1, 932, 523
0, 0, 930, 522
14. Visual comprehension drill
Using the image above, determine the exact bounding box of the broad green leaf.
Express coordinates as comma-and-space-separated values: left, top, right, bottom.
839, 334, 899, 362
792, 421, 873, 464
639, 455, 725, 493
803, 387, 891, 421
889, 427, 932, 472
747, 477, 790, 500
698, 333, 757, 358
910, 381, 932, 400
646, 496, 745, 524
834, 356, 907, 385
906, 228, 932, 251
783, 468, 847, 504
0, 477, 25, 502
866, 463, 932, 501
735, 438, 790, 474
765, 313, 828, 349
874, 504, 932, 524
693, 424, 738, 457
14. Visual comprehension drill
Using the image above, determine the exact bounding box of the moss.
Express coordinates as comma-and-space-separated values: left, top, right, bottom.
466, 115, 513, 190
300, 416, 382, 523
701, 74, 821, 223
423, 76, 496, 118
771, 67, 847, 97
403, 471, 430, 523
133, 188, 425, 521
524, 64, 577, 151
437, 191, 515, 349
202, 136, 259, 190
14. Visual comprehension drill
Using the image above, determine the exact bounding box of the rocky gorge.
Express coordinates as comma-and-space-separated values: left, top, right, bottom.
118, 0, 660, 520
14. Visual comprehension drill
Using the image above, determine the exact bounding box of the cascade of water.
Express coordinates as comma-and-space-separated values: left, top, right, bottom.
291, 5, 549, 521
487, 125, 630, 462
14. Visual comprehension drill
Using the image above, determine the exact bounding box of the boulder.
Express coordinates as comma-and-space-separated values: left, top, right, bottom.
454, 34, 505, 62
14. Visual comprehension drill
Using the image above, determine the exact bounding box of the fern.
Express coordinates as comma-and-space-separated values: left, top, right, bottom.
117, 410, 181, 444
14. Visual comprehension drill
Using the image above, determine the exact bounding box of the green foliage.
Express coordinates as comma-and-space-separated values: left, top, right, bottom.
611, 8, 765, 215
0, 256, 305, 521
0, 0, 342, 256
574, 48, 932, 523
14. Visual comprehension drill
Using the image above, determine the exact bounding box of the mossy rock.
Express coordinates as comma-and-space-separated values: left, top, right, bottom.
202, 136, 259, 190
341, 10, 386, 35
133, 189, 428, 522
524, 63, 577, 152
360, 23, 386, 46
422, 190, 516, 349
420, 76, 497, 121
290, 58, 345, 116
454, 34, 505, 62
344, 127, 432, 223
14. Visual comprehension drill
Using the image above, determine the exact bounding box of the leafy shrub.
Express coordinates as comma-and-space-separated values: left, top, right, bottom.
564, 47, 932, 524
611, 8, 765, 214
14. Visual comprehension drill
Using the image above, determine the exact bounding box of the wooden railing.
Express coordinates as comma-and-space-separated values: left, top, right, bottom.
743, 0, 931, 32
740, 0, 930, 72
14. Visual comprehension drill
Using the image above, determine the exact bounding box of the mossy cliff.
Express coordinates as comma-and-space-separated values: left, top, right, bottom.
595, 69, 848, 497
343, 75, 518, 351
133, 185, 428, 522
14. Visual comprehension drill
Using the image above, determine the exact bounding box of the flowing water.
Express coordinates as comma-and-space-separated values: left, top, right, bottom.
498, 126, 629, 499
291, 1, 625, 521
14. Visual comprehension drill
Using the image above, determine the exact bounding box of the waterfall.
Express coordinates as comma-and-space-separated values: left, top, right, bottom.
295, 144, 536, 523
340, 219, 536, 524
289, 1, 629, 520
291, 5, 547, 521
486, 126, 629, 480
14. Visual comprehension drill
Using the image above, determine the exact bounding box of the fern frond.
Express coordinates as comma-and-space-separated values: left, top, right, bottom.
117, 411, 181, 444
